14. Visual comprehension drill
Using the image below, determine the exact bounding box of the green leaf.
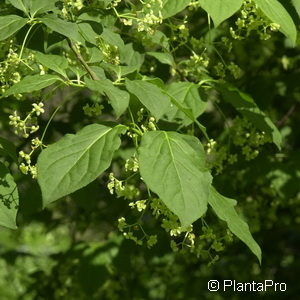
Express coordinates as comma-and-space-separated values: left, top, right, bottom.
77, 22, 99, 45
292, 0, 300, 17
85, 78, 130, 118
0, 162, 19, 229
2, 74, 62, 97
199, 0, 243, 27
125, 79, 172, 120
161, 0, 191, 18
0, 15, 28, 41
145, 30, 170, 50
138, 131, 212, 227
101, 28, 124, 48
89, 66, 106, 80
0, 137, 17, 162
146, 52, 175, 66
208, 187, 262, 263
8, 0, 28, 14
37, 124, 126, 206
165, 82, 207, 126
101, 63, 139, 77
40, 15, 82, 41
36, 52, 69, 77
120, 43, 144, 70
27, 0, 58, 16
218, 84, 282, 150
255, 0, 297, 45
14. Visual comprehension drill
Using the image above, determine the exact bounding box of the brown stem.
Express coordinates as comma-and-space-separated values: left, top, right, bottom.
277, 104, 297, 128
67, 38, 99, 81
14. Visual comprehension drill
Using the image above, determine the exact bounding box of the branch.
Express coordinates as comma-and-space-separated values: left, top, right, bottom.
276, 104, 297, 128
67, 38, 99, 81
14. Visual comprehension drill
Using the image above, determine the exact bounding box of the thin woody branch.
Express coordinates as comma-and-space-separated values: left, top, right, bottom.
67, 38, 99, 81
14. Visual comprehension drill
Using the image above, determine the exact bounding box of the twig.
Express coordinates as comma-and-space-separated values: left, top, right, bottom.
67, 38, 99, 81
277, 104, 297, 128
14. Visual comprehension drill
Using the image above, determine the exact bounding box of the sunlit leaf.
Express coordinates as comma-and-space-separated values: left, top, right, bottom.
2, 74, 62, 97
85, 78, 130, 118
0, 15, 27, 41
199, 0, 243, 27
37, 124, 126, 206
125, 79, 172, 120
138, 131, 212, 227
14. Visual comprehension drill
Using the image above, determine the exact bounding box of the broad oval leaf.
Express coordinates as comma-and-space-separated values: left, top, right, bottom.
208, 187, 262, 263
37, 124, 127, 206
85, 78, 130, 118
165, 82, 207, 126
120, 43, 144, 70
0, 162, 19, 229
255, 0, 297, 45
40, 15, 83, 42
147, 52, 175, 66
138, 131, 212, 227
2, 74, 62, 97
161, 0, 191, 19
27, 0, 58, 16
0, 15, 28, 41
101, 28, 124, 48
8, 0, 28, 14
125, 79, 172, 120
36, 52, 69, 77
199, 0, 243, 27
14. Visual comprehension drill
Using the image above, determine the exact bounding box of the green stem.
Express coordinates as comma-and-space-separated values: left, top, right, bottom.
40, 105, 62, 145
19, 23, 35, 60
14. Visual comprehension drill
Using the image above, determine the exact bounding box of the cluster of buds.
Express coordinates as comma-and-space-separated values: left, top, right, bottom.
141, 117, 157, 132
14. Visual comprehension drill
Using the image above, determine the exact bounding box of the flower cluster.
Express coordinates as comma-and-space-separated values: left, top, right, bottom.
107, 173, 140, 200
117, 217, 158, 248
0, 40, 34, 95
96, 37, 120, 65
125, 154, 139, 172
231, 117, 272, 160
149, 198, 232, 263
62, 0, 84, 18
177, 51, 209, 82
9, 102, 44, 138
206, 117, 272, 174
119, 0, 163, 35
83, 103, 104, 117
19, 137, 44, 178
230, 0, 280, 40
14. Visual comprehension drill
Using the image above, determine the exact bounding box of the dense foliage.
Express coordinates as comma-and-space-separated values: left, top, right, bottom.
0, 0, 300, 299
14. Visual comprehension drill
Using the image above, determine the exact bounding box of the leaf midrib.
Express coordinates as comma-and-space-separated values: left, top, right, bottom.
48, 127, 112, 197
